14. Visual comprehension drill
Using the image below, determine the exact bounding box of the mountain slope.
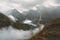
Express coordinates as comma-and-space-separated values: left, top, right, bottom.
0, 13, 11, 28
30, 18, 60, 40
0, 12, 37, 30
4, 9, 26, 22
24, 7, 60, 24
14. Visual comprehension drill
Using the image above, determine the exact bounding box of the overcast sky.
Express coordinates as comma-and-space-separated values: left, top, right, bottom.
0, 0, 60, 12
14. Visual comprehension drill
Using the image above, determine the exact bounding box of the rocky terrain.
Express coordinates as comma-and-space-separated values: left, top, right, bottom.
0, 13, 36, 30
0, 13, 11, 29
30, 18, 60, 40
0, 12, 60, 40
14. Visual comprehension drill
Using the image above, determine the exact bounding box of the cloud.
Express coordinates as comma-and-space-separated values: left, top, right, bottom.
0, 25, 44, 40
0, 0, 60, 13
0, 0, 44, 12
54, 0, 60, 4
0, 26, 32, 40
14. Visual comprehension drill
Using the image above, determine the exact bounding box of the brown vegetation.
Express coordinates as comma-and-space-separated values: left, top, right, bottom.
30, 18, 60, 40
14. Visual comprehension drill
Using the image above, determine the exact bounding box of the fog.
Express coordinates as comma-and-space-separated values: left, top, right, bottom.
0, 25, 44, 40
0, 0, 60, 12
0, 0, 60, 40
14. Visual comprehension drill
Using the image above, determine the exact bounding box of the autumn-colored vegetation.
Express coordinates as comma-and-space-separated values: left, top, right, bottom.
30, 18, 60, 40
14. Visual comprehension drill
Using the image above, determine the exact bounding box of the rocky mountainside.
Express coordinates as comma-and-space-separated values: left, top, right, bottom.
5, 9, 26, 22
0, 13, 11, 28
30, 18, 60, 40
0, 13, 36, 30
4, 8, 60, 24
11, 20, 37, 30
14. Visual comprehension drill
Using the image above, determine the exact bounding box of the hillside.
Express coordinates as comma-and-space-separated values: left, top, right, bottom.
0, 13, 36, 30
4, 9, 26, 22
30, 18, 60, 40
11, 20, 36, 30
0, 13, 11, 28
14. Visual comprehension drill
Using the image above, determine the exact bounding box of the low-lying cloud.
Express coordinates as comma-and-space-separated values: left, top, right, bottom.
0, 25, 44, 40
0, 26, 32, 40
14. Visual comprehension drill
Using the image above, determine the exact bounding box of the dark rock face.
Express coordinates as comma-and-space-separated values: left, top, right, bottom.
11, 20, 37, 30
0, 13, 36, 30
0, 13, 11, 28
30, 18, 60, 40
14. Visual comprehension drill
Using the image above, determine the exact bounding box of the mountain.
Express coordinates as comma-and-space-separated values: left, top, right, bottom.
45, 18, 60, 27
0, 12, 37, 30
30, 18, 60, 40
24, 7, 60, 24
4, 9, 26, 22
40, 6, 60, 24
4, 7, 60, 24
26, 10, 40, 20
11, 20, 37, 30
0, 13, 11, 28
0, 10, 37, 30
